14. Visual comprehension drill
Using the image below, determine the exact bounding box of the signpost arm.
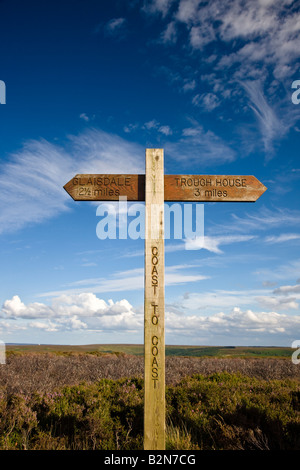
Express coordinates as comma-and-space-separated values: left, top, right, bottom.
144, 148, 165, 450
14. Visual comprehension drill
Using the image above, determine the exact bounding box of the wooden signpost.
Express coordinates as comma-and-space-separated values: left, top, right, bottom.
64, 149, 267, 450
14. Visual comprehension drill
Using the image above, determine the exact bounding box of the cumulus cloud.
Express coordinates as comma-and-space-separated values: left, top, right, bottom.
273, 282, 300, 296
2, 292, 299, 344
2, 296, 52, 319
256, 296, 298, 310
165, 306, 300, 343
1, 293, 143, 333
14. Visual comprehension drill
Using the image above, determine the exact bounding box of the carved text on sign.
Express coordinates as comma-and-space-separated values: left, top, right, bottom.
151, 246, 160, 388
64, 174, 266, 202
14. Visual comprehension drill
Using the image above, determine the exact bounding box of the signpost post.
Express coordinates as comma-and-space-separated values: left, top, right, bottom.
144, 149, 165, 450
64, 148, 267, 451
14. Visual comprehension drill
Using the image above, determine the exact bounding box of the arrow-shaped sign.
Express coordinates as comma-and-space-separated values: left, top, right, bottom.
64, 174, 267, 202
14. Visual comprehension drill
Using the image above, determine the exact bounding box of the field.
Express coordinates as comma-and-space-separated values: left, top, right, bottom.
6, 343, 294, 358
0, 344, 299, 450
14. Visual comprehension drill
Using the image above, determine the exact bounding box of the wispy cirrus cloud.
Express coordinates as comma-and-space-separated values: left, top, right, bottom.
104, 17, 128, 39
185, 235, 256, 254
0, 128, 144, 235
37, 264, 208, 298
241, 80, 288, 157
142, 0, 300, 156
264, 233, 300, 244
192, 92, 220, 111
147, 0, 300, 79
255, 259, 300, 282
225, 207, 300, 235
166, 123, 236, 166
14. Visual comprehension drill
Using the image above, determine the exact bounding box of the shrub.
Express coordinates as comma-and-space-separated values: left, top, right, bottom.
0, 357, 299, 450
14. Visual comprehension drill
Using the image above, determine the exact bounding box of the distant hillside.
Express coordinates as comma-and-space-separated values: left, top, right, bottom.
6, 343, 293, 358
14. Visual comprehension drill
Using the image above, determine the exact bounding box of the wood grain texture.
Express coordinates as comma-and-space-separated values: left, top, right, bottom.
63, 174, 145, 201
164, 175, 267, 202
144, 149, 165, 451
64, 174, 267, 202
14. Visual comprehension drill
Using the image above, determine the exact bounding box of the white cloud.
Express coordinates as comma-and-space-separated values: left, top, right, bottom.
182, 79, 196, 92
143, 119, 173, 135
192, 93, 220, 111
256, 296, 298, 310
0, 128, 144, 235
143, 0, 175, 17
189, 24, 215, 50
28, 320, 60, 332
37, 264, 207, 298
143, 0, 300, 155
175, 280, 300, 316
175, 0, 200, 24
241, 80, 288, 156
166, 123, 236, 166
170, 0, 300, 79
2, 285, 299, 343
255, 259, 300, 282
104, 17, 127, 37
165, 306, 300, 343
218, 1, 276, 40
273, 282, 300, 296
161, 20, 177, 43
178, 288, 262, 312
1, 293, 143, 333
264, 233, 300, 244
79, 113, 90, 122
2, 295, 52, 319
185, 235, 256, 253
227, 207, 300, 235
158, 125, 173, 135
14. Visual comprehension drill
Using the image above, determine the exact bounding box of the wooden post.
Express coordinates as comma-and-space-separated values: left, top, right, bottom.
144, 148, 165, 450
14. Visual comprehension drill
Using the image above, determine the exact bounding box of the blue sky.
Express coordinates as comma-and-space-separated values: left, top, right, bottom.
0, 0, 300, 346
